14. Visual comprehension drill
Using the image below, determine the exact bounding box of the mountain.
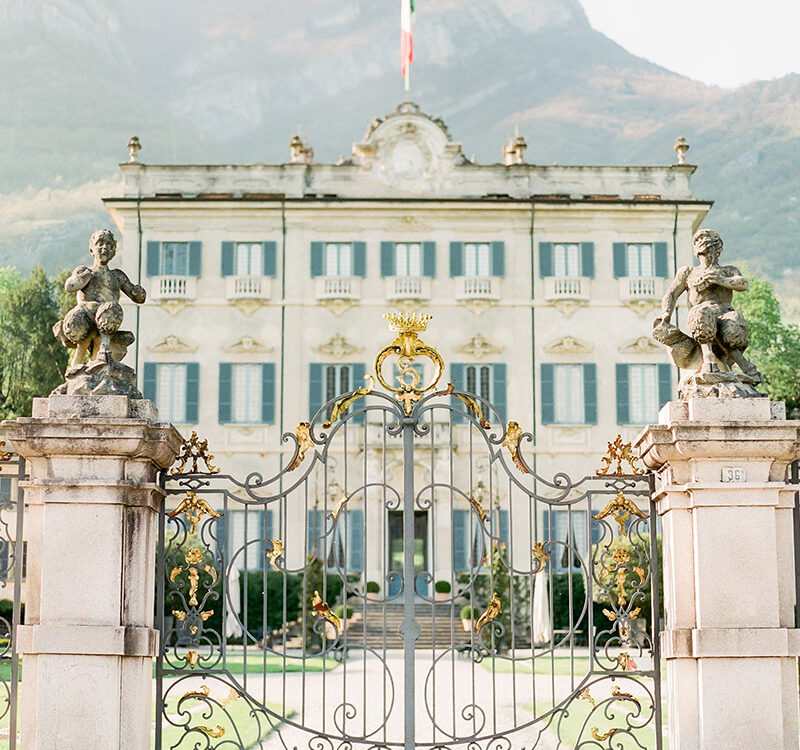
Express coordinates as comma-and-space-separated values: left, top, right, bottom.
1, 0, 798, 300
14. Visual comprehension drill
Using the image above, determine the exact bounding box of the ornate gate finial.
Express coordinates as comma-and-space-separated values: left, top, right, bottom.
375, 312, 444, 413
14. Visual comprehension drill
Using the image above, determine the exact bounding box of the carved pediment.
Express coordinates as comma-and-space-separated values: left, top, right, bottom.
316, 333, 362, 359
148, 335, 197, 353
457, 334, 503, 359
226, 335, 273, 354
543, 335, 593, 354
618, 336, 662, 354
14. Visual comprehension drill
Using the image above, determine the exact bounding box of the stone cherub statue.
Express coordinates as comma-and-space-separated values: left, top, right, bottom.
652, 228, 762, 399
52, 229, 146, 396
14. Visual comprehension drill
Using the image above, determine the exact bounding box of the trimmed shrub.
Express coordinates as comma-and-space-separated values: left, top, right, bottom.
366, 581, 380, 594
460, 604, 480, 620
434, 580, 451, 594
333, 604, 354, 619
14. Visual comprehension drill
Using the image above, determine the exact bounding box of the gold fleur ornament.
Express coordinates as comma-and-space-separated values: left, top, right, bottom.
171, 431, 221, 475
168, 491, 222, 534
594, 491, 647, 535
595, 434, 644, 476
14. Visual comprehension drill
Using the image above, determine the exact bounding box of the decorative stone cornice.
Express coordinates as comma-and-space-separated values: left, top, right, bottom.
618, 336, 661, 355
457, 334, 503, 359
148, 335, 197, 354
543, 335, 593, 354
316, 333, 362, 359
225, 335, 273, 354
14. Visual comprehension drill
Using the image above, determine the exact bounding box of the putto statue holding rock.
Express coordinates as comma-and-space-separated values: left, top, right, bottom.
652, 228, 762, 399
52, 229, 146, 396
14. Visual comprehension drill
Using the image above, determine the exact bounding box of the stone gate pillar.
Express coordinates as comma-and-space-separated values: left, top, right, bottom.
637, 398, 800, 750
4, 395, 181, 750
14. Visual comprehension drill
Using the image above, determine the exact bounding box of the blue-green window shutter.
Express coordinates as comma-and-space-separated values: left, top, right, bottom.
263, 242, 277, 277
185, 363, 199, 424
583, 363, 597, 425
353, 242, 367, 277
0, 478, 10, 503
188, 242, 202, 277
143, 362, 157, 403
218, 363, 232, 424
380, 242, 395, 277
613, 243, 627, 278
309, 363, 323, 420
581, 242, 595, 278
146, 242, 161, 276
221, 242, 234, 277
310, 242, 324, 277
540, 364, 555, 425
658, 363, 672, 409
542, 508, 551, 542
261, 363, 275, 424
307, 509, 324, 556
616, 364, 630, 425
423, 242, 436, 277
266, 510, 274, 541
347, 508, 364, 571
497, 509, 510, 549
449, 242, 464, 277
590, 510, 603, 544
453, 509, 467, 571
350, 363, 366, 424
654, 242, 669, 278
492, 363, 507, 424
539, 242, 553, 277
491, 241, 505, 277
450, 363, 465, 424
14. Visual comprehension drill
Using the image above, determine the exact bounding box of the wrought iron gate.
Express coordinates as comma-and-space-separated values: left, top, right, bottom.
157, 314, 662, 749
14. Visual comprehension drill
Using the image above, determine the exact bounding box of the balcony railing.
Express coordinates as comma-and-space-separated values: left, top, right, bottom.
315, 276, 362, 300
454, 276, 500, 301
225, 275, 272, 300
619, 276, 660, 301
385, 276, 431, 301
150, 275, 196, 300
544, 276, 590, 301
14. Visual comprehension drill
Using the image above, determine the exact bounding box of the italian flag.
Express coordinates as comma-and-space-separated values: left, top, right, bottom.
401, 0, 414, 90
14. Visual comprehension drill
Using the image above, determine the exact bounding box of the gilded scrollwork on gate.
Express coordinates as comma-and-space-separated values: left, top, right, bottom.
171, 430, 221, 475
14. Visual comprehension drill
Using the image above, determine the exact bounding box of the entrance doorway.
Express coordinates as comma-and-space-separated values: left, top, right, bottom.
387, 510, 428, 597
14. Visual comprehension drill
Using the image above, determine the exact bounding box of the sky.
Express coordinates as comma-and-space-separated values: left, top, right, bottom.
579, 0, 800, 88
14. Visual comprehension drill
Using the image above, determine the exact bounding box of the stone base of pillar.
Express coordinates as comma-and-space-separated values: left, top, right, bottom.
637, 397, 800, 750
4, 395, 181, 750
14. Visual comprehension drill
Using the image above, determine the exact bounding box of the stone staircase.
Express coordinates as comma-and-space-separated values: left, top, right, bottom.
341, 602, 471, 650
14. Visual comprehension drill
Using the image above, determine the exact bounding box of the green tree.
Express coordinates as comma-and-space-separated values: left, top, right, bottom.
734, 278, 800, 416
0, 266, 68, 419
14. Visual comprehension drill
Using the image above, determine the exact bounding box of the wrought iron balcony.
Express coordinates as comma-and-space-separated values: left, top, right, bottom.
150, 275, 196, 300
619, 276, 660, 301
543, 276, 590, 301
314, 276, 362, 300
225, 275, 272, 300
385, 276, 431, 301
454, 276, 500, 301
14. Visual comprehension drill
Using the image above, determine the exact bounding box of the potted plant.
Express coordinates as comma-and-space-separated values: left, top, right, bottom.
366, 580, 380, 601
434, 580, 451, 601
460, 604, 480, 632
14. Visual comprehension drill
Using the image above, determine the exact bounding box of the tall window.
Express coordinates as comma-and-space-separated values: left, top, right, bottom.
161, 242, 189, 275
156, 364, 188, 423
553, 243, 581, 277
395, 243, 422, 276
542, 509, 599, 572
325, 364, 351, 407
554, 364, 585, 425
235, 242, 263, 276
627, 243, 654, 277
324, 243, 353, 276
464, 243, 491, 277
232, 364, 263, 424
628, 364, 659, 424
465, 364, 492, 402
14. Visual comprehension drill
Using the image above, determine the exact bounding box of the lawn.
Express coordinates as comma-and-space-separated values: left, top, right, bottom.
156, 696, 293, 750
159, 654, 339, 677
